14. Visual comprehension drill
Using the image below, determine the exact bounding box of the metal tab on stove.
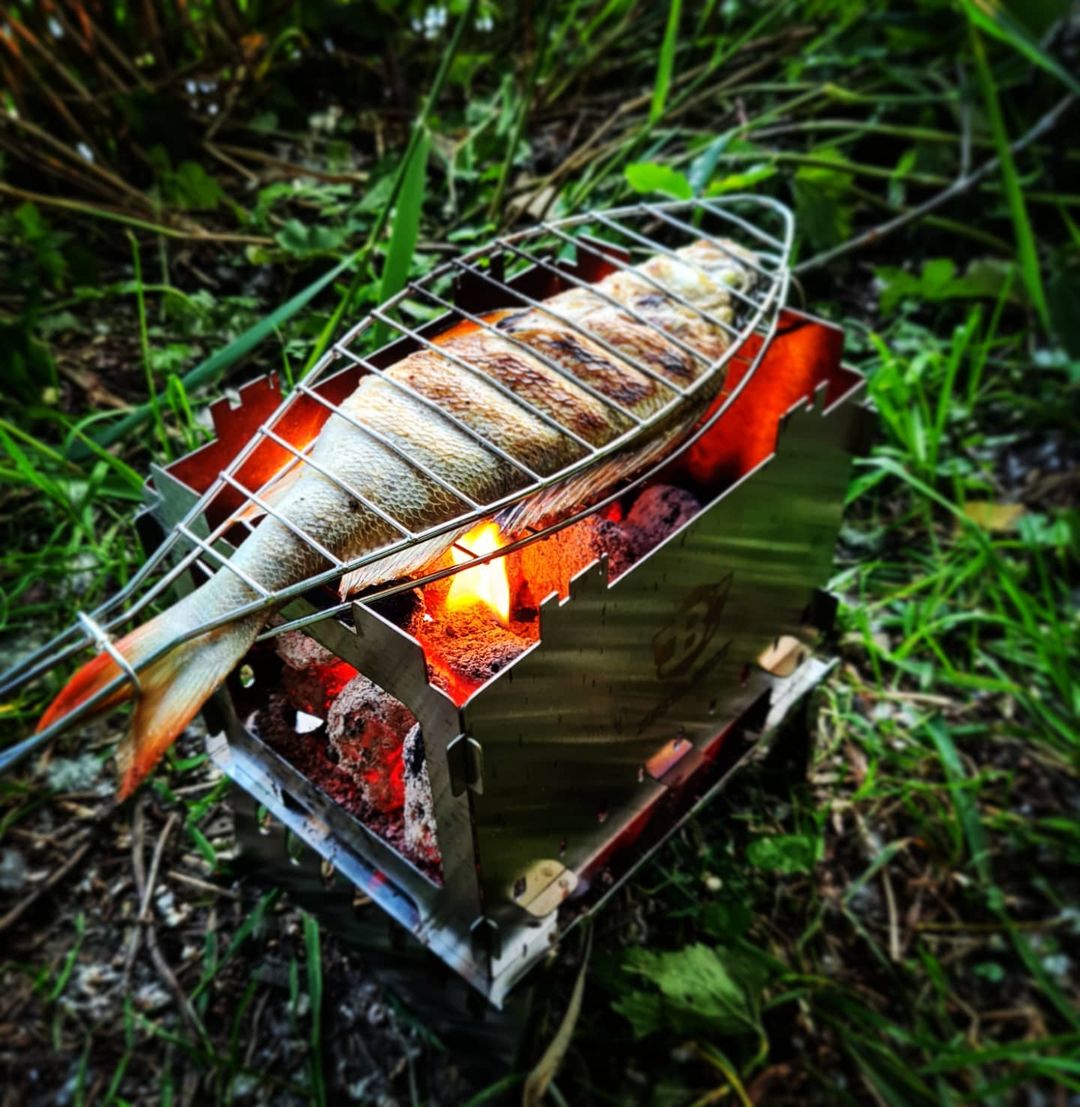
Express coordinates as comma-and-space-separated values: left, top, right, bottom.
511, 859, 579, 918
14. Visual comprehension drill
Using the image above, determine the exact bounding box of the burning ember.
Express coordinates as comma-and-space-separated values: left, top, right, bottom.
446, 523, 511, 625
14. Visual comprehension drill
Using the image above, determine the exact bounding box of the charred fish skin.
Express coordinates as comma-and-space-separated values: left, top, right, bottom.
37, 237, 757, 798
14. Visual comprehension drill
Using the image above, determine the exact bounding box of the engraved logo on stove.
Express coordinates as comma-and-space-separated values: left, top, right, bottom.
652, 573, 734, 680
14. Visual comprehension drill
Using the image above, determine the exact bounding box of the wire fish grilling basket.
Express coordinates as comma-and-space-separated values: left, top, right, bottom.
0, 195, 794, 773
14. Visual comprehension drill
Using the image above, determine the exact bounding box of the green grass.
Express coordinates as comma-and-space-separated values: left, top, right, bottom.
0, 0, 1077, 1103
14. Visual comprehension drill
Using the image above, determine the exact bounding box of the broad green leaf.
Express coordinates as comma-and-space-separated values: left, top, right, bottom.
1017, 510, 1078, 553
875, 257, 1023, 314
614, 943, 766, 1038
612, 989, 667, 1039
792, 149, 854, 251
275, 219, 349, 257
167, 162, 227, 211
624, 162, 692, 200
700, 898, 752, 940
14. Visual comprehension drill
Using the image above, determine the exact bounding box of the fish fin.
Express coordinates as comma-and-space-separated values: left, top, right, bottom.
36, 647, 133, 735
499, 403, 704, 533
114, 617, 259, 800
337, 526, 471, 599
38, 597, 261, 801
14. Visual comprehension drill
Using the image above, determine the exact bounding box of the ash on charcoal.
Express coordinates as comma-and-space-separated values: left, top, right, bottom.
624, 484, 701, 559
402, 725, 439, 865
594, 517, 635, 579
274, 629, 338, 670
439, 609, 529, 678
367, 586, 424, 630
419, 606, 531, 700
281, 658, 357, 716
327, 674, 415, 814
513, 512, 632, 606
274, 629, 359, 716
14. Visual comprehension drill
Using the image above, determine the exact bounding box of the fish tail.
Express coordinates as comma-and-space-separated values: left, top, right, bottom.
38, 594, 261, 800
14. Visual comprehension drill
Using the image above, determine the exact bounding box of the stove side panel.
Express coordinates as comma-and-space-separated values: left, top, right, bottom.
464, 326, 863, 932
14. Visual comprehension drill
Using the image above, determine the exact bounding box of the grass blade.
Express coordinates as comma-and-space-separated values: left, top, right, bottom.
649, 0, 682, 124
78, 249, 361, 457
303, 912, 327, 1107
925, 719, 1080, 1030
294, 0, 477, 379
379, 128, 430, 305
968, 23, 1050, 331
127, 232, 169, 458
960, 0, 1080, 98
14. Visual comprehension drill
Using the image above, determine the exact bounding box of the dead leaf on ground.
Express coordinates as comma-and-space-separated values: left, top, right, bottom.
962, 501, 1026, 533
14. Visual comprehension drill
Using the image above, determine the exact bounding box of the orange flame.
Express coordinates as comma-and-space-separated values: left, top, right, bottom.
446, 523, 511, 625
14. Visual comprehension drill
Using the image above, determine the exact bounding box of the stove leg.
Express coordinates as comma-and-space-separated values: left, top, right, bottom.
757, 692, 819, 792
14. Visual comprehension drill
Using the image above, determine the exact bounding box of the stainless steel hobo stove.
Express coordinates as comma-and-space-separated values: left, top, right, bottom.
14, 198, 871, 1007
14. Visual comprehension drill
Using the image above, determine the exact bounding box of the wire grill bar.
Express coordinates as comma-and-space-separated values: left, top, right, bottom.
588, 211, 763, 315
176, 523, 271, 597
538, 222, 742, 339
0, 196, 793, 765
257, 425, 417, 539
645, 206, 785, 282
419, 276, 687, 397
331, 346, 544, 483
220, 473, 343, 570
76, 611, 142, 698
294, 382, 482, 510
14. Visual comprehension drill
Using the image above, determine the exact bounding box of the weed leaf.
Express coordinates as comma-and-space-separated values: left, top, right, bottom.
614, 943, 766, 1038
746, 834, 817, 874
624, 162, 692, 200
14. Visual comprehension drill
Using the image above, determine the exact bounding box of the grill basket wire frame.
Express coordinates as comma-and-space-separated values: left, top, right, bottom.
0, 195, 793, 770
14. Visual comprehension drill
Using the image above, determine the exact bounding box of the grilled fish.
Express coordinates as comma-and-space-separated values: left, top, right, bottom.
38, 238, 756, 798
